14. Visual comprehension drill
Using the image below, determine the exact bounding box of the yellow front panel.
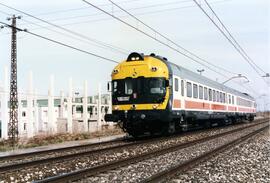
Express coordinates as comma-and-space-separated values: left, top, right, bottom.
112, 56, 169, 80
111, 56, 170, 110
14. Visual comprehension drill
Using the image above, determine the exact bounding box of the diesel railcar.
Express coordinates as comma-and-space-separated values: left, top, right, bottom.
105, 52, 256, 137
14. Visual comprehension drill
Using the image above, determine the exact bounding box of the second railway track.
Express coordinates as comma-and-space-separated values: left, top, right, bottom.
0, 118, 268, 182
31, 118, 269, 183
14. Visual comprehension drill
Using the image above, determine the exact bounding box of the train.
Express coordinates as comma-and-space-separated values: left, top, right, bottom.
105, 52, 256, 137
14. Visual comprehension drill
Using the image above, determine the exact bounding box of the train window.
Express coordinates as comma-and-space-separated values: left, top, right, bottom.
199, 86, 203, 99
204, 87, 208, 100
217, 91, 219, 102
113, 81, 117, 92
187, 82, 192, 97
220, 92, 223, 103
213, 90, 216, 102
229, 95, 231, 104
174, 78, 179, 92
193, 84, 198, 98
181, 80, 184, 96
209, 89, 212, 101
223, 93, 225, 103
125, 80, 133, 95
232, 96, 234, 104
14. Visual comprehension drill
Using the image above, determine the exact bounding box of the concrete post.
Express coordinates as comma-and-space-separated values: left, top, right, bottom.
67, 78, 73, 133
17, 91, 24, 137
59, 91, 64, 118
97, 83, 102, 131
48, 75, 56, 134
1, 66, 9, 139
27, 71, 34, 138
34, 89, 39, 135
83, 80, 88, 132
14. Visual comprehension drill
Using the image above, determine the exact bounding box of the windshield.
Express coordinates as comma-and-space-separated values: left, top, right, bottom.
112, 77, 167, 104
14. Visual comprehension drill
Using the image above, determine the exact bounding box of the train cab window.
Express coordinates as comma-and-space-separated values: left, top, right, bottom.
181, 80, 184, 96
229, 95, 231, 104
204, 87, 208, 100
124, 80, 133, 95
199, 86, 203, 99
174, 78, 179, 92
232, 96, 234, 104
187, 82, 192, 97
209, 89, 212, 101
213, 90, 216, 102
217, 91, 220, 102
193, 84, 198, 98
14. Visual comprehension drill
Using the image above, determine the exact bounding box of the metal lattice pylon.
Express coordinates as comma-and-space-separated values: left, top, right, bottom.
8, 15, 20, 146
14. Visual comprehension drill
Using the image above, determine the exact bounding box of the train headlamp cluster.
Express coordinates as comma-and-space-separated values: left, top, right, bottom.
152, 104, 158, 109
113, 69, 119, 74
131, 57, 141, 61
114, 106, 119, 110
151, 67, 158, 72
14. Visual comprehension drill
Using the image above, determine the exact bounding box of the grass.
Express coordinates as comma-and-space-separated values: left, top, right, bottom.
0, 126, 124, 152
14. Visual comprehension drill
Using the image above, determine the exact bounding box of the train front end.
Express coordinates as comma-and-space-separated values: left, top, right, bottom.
105, 52, 171, 137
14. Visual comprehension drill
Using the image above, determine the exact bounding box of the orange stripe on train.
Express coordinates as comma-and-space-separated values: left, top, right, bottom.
185, 100, 210, 109
173, 99, 181, 108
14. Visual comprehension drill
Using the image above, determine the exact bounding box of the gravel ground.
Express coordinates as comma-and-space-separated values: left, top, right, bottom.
0, 121, 266, 183
171, 126, 270, 183
0, 140, 130, 166
81, 123, 268, 183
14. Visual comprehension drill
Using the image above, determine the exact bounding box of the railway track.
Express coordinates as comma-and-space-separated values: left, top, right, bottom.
0, 118, 266, 174
143, 125, 269, 183
0, 136, 132, 169
32, 119, 269, 183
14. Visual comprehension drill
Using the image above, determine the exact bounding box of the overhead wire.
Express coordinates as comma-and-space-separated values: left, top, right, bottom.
1, 1, 227, 36
0, 21, 118, 64
83, 0, 260, 96
0, 2, 129, 55
203, 0, 267, 75
107, 0, 237, 76
20, 19, 127, 54
19, 0, 192, 26
82, 0, 234, 80
192, 0, 269, 86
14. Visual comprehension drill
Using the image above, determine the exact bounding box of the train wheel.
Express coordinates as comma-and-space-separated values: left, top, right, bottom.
163, 121, 176, 135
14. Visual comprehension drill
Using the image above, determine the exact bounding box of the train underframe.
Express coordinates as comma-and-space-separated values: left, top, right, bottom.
105, 110, 256, 137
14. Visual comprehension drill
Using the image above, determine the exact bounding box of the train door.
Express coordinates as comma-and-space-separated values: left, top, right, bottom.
172, 76, 181, 110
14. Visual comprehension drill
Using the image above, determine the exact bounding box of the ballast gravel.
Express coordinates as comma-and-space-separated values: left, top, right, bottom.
171, 126, 270, 183
0, 121, 266, 183
81, 123, 268, 183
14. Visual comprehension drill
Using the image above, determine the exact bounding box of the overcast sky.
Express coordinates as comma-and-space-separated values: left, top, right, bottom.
0, 0, 269, 110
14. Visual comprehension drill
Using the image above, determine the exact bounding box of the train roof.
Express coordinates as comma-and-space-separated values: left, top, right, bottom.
167, 61, 254, 101
124, 52, 254, 101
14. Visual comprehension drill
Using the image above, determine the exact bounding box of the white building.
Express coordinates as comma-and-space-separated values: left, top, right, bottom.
0, 67, 113, 140
0, 93, 113, 139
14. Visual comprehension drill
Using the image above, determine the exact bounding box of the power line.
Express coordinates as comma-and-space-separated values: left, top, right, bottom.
192, 0, 269, 86
20, 19, 127, 55
203, 0, 267, 75
19, 0, 191, 26
0, 2, 129, 55
82, 0, 259, 96
0, 21, 118, 64
107, 0, 237, 75
22, 0, 145, 17
82, 0, 235, 80
1, 1, 227, 36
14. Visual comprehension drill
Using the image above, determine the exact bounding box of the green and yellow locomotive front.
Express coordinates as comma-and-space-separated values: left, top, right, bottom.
105, 52, 172, 136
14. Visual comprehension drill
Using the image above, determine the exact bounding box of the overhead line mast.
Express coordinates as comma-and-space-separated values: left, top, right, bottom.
7, 15, 21, 146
